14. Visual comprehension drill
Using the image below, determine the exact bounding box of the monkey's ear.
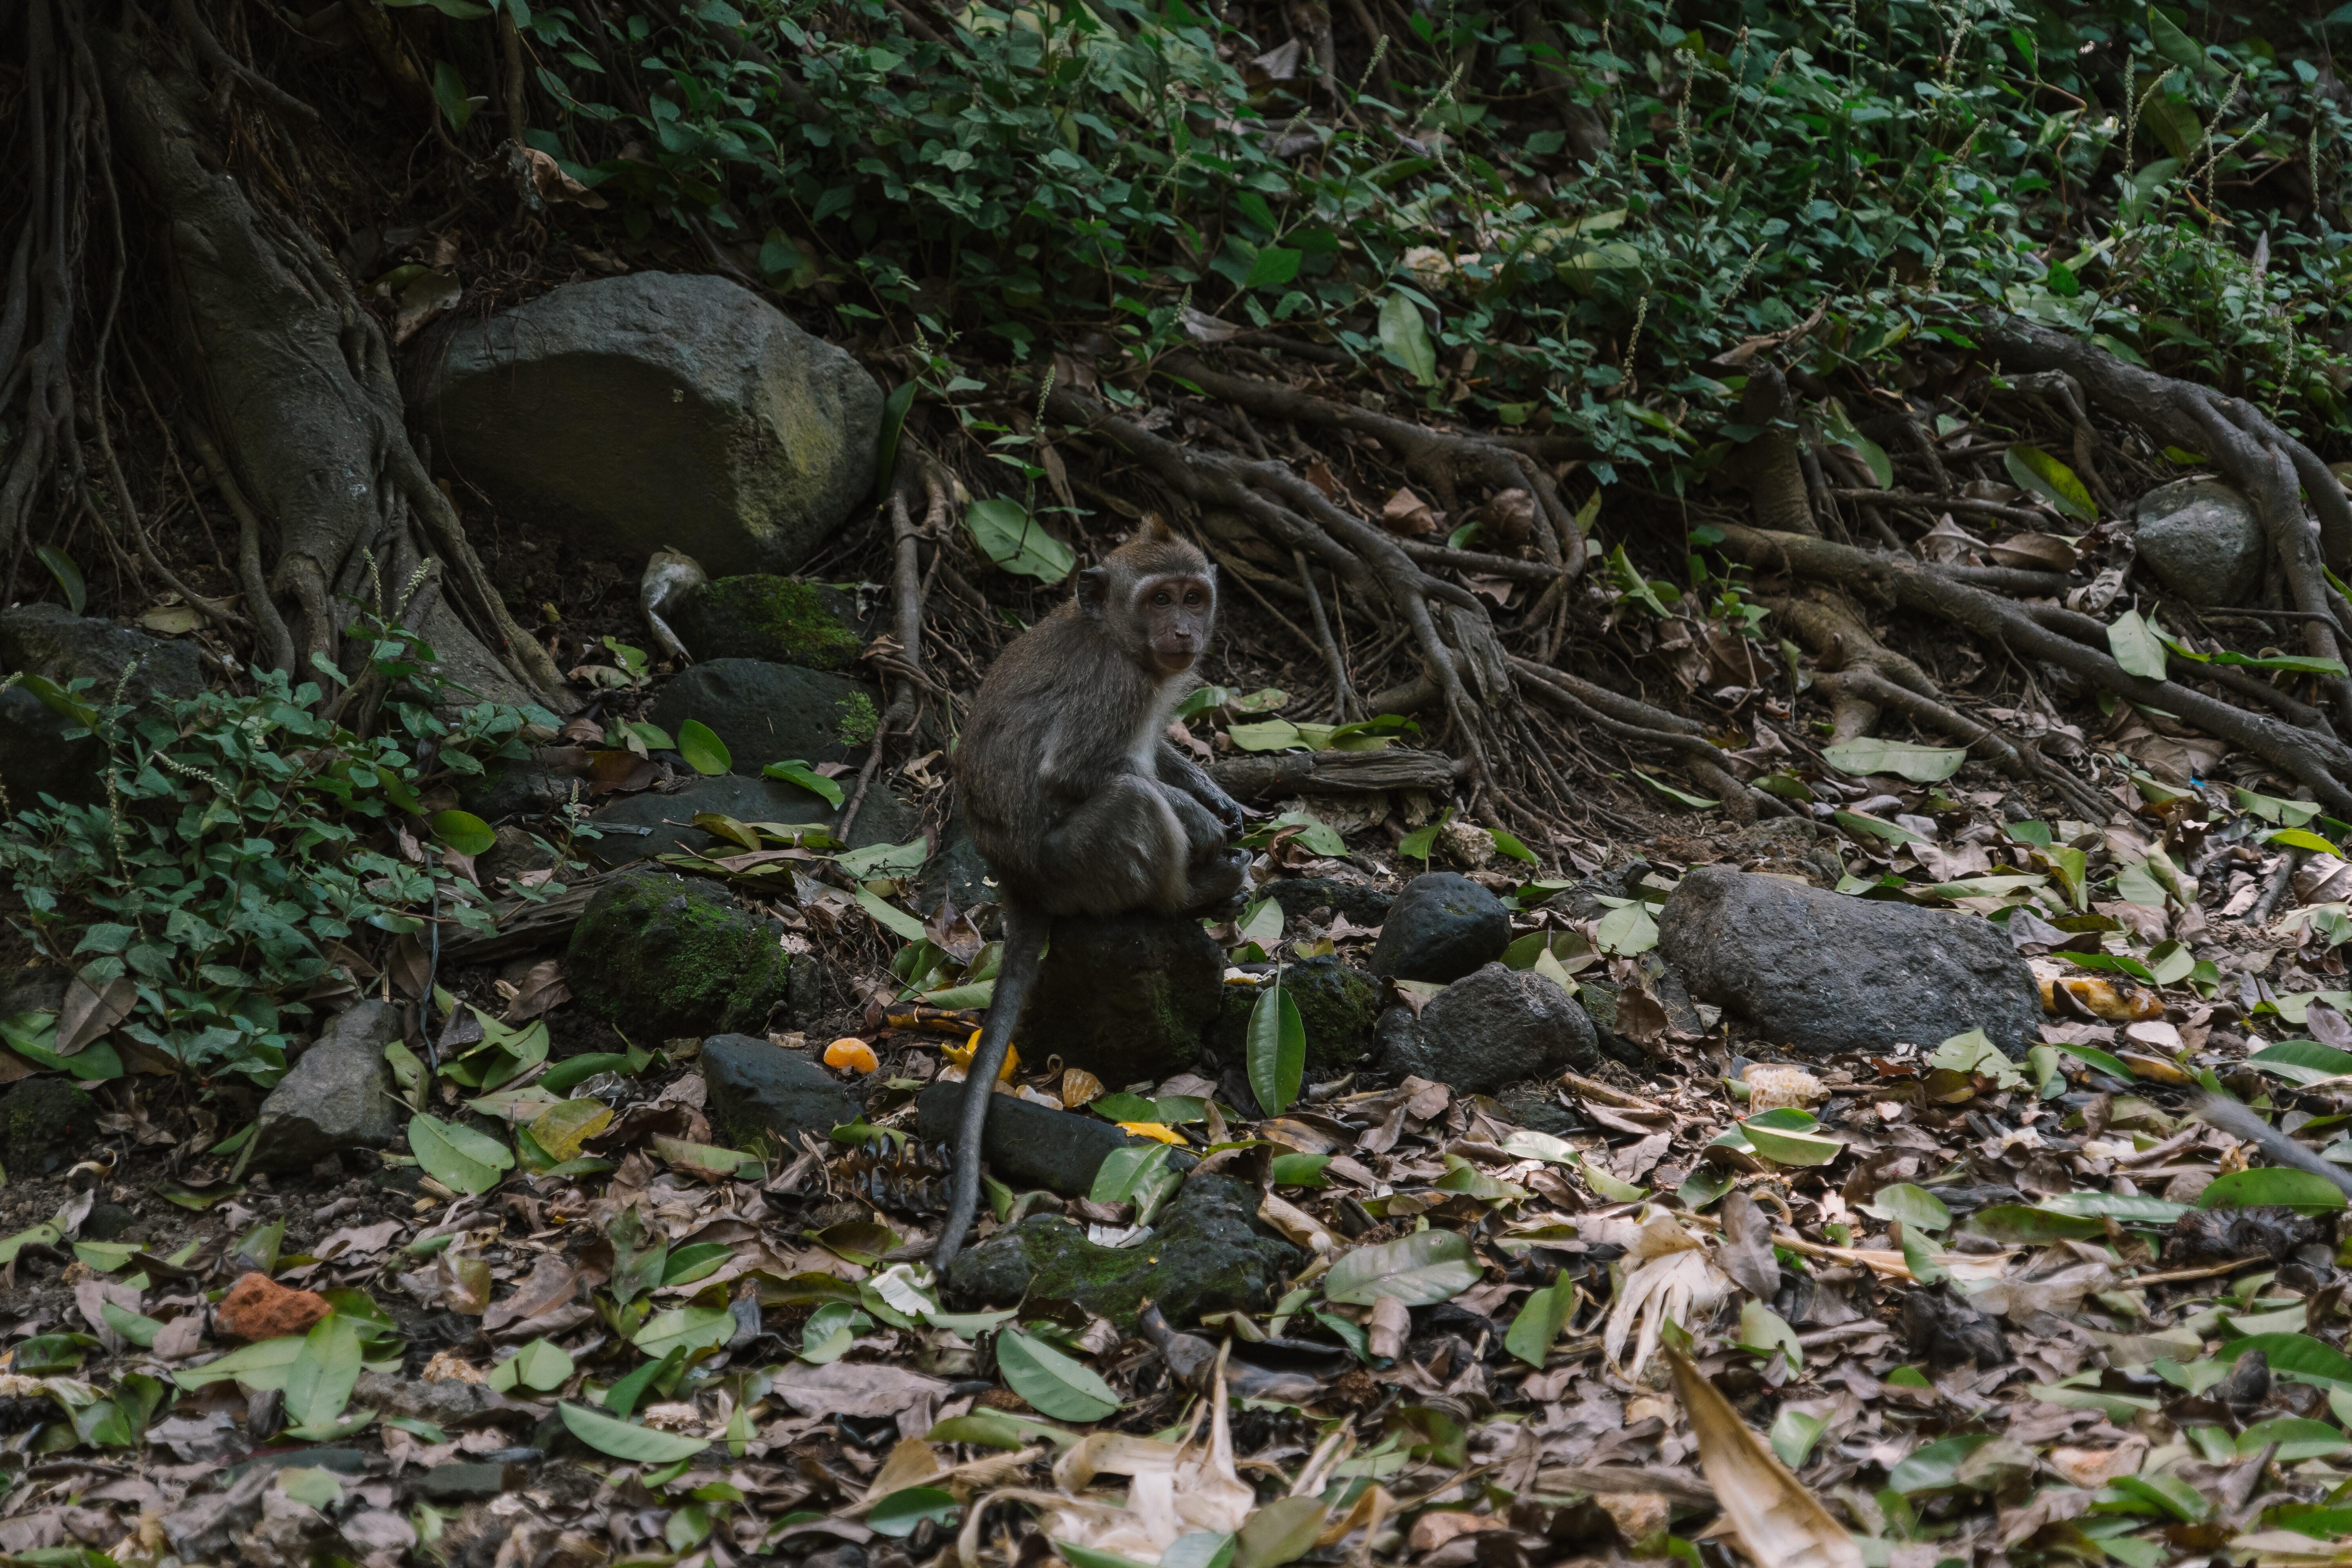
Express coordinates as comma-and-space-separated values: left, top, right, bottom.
1075, 565, 1112, 617
1136, 514, 1177, 544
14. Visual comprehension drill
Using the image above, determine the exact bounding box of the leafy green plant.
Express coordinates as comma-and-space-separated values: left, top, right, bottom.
0, 615, 562, 1085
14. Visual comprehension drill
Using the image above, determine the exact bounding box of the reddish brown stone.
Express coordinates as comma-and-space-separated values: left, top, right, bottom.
216, 1270, 331, 1341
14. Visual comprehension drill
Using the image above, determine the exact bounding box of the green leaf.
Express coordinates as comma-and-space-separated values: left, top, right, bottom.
1859, 1183, 1952, 1232
431, 60, 478, 131
559, 1401, 711, 1461
1269, 1152, 1331, 1187
1822, 737, 1967, 783
1770, 1406, 1829, 1468
510, 1338, 575, 1392
1594, 901, 1658, 956
173, 1334, 307, 1390
1235, 1496, 1329, 1568
1504, 1276, 1576, 1368
1630, 767, 1717, 809
875, 380, 918, 505
2247, 1040, 2352, 1085
854, 886, 929, 942
1377, 291, 1438, 386
1245, 976, 1305, 1118
2232, 1333, 2352, 1391
965, 497, 1076, 583
676, 720, 731, 776
1834, 809, 1927, 846
2198, 1167, 2348, 1213
2005, 445, 2097, 521
1057, 1543, 1162, 1568
633, 1305, 736, 1359
2146, 7, 2213, 74
285, 1312, 363, 1430
2271, 827, 2345, 856
429, 809, 497, 858
2107, 610, 2169, 681
1243, 246, 1303, 290
407, 1112, 515, 1196
870, 1486, 961, 1537
1741, 1120, 1844, 1167
762, 759, 845, 808
1323, 1229, 1481, 1307
36, 545, 85, 617
2239, 1417, 2349, 1461
996, 1330, 1122, 1422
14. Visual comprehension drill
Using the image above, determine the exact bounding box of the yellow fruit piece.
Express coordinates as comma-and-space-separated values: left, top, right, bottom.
1061, 1068, 1104, 1108
825, 1037, 880, 1073
2036, 971, 2165, 1023
942, 1031, 1019, 1082
1118, 1122, 1185, 1145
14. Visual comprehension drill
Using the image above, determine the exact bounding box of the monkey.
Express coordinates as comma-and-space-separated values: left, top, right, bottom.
934, 517, 1250, 1269
2195, 1094, 2352, 1201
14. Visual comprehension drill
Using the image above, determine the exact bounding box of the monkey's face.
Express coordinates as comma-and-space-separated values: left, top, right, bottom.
1134, 573, 1215, 674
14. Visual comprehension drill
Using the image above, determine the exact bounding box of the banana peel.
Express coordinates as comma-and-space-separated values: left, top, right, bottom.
2028, 957, 2165, 1022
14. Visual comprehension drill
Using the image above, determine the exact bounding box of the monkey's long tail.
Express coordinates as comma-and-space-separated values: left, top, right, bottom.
933, 905, 1051, 1272
2195, 1093, 2352, 1201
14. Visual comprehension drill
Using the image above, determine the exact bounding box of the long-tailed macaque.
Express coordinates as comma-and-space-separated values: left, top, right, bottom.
936, 517, 1248, 1267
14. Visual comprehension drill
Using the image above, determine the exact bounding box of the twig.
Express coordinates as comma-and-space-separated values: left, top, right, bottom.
1294, 548, 1358, 721
169, 0, 323, 121
180, 418, 297, 674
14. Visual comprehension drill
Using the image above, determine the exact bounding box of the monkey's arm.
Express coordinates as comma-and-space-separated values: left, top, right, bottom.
1156, 740, 1247, 834
2196, 1094, 2352, 1200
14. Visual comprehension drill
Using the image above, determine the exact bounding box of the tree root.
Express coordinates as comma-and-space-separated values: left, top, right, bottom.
1715, 523, 2352, 815
1505, 656, 1792, 825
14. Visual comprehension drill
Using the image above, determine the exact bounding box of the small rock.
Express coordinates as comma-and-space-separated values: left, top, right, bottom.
82, 1202, 135, 1241
1900, 1284, 2009, 1369
1263, 878, 1395, 927
915, 1082, 1160, 1198
1021, 913, 1226, 1081
671, 576, 864, 669
945, 1173, 1300, 1328
0, 1077, 100, 1177
217, 1272, 332, 1341
1370, 873, 1511, 983
352, 1373, 531, 1431
647, 658, 880, 776
417, 273, 883, 576
252, 1000, 404, 1172
566, 871, 808, 1038
1375, 962, 1599, 1094
1209, 956, 1383, 1075
586, 771, 916, 873
1492, 1082, 1583, 1136
701, 1035, 862, 1150
0, 604, 206, 808
1658, 865, 2041, 1057
415, 1461, 524, 1503
2134, 478, 2267, 608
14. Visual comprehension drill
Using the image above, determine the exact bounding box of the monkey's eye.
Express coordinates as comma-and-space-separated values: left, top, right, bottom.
1185, 590, 1204, 606
1152, 591, 1172, 606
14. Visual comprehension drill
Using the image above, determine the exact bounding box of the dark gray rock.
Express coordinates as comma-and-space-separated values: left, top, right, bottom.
916, 1081, 1154, 1198
416, 273, 883, 577
0, 605, 207, 809
2134, 478, 2266, 608
918, 814, 991, 916
415, 1461, 525, 1503
1577, 968, 1705, 1057
944, 1172, 1300, 1329
701, 1035, 861, 1151
1263, 877, 1395, 927
1492, 1082, 1583, 1137
1021, 913, 1227, 1081
584, 771, 917, 872
82, 1201, 135, 1241
648, 659, 878, 777
1376, 962, 1599, 1093
253, 1000, 405, 1172
672, 576, 864, 669
566, 871, 809, 1039
1370, 873, 1510, 983
1, 1076, 100, 1177
1209, 956, 1383, 1076
1658, 864, 2041, 1057
0, 969, 66, 1018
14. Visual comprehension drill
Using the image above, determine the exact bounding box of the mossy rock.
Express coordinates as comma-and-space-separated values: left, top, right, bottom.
566, 871, 809, 1040
1209, 955, 1382, 1076
1021, 913, 1225, 1082
1, 1077, 100, 1178
672, 576, 863, 670
943, 1173, 1301, 1329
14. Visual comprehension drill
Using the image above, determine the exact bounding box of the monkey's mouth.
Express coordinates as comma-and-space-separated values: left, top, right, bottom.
1152, 646, 1199, 672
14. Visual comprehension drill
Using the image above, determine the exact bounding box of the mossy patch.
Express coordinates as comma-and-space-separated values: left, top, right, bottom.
1, 1077, 100, 1177
673, 576, 861, 670
566, 871, 804, 1039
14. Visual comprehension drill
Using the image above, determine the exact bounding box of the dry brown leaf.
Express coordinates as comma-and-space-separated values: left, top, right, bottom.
1666, 1344, 1862, 1568
58, 969, 138, 1055
1380, 486, 1439, 535
1367, 1295, 1411, 1361
1603, 1215, 1730, 1381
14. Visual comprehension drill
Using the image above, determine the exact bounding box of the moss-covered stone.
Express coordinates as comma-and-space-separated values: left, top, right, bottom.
2, 1077, 100, 1178
1210, 955, 1383, 1076
1022, 914, 1225, 1082
944, 1173, 1301, 1329
566, 871, 806, 1040
673, 576, 862, 670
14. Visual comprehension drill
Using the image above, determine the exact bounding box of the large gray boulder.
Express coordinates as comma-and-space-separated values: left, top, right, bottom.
2134, 479, 2267, 608
647, 659, 878, 776
0, 605, 207, 808
1376, 962, 1599, 1093
253, 1000, 404, 1171
586, 771, 917, 871
416, 273, 883, 576
1659, 866, 2041, 1057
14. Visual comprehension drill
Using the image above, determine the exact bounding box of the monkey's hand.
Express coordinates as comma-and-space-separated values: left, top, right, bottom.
1200, 780, 1249, 838
1157, 741, 1248, 837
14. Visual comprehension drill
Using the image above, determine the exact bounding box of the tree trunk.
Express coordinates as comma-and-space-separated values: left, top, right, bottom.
96, 27, 570, 709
